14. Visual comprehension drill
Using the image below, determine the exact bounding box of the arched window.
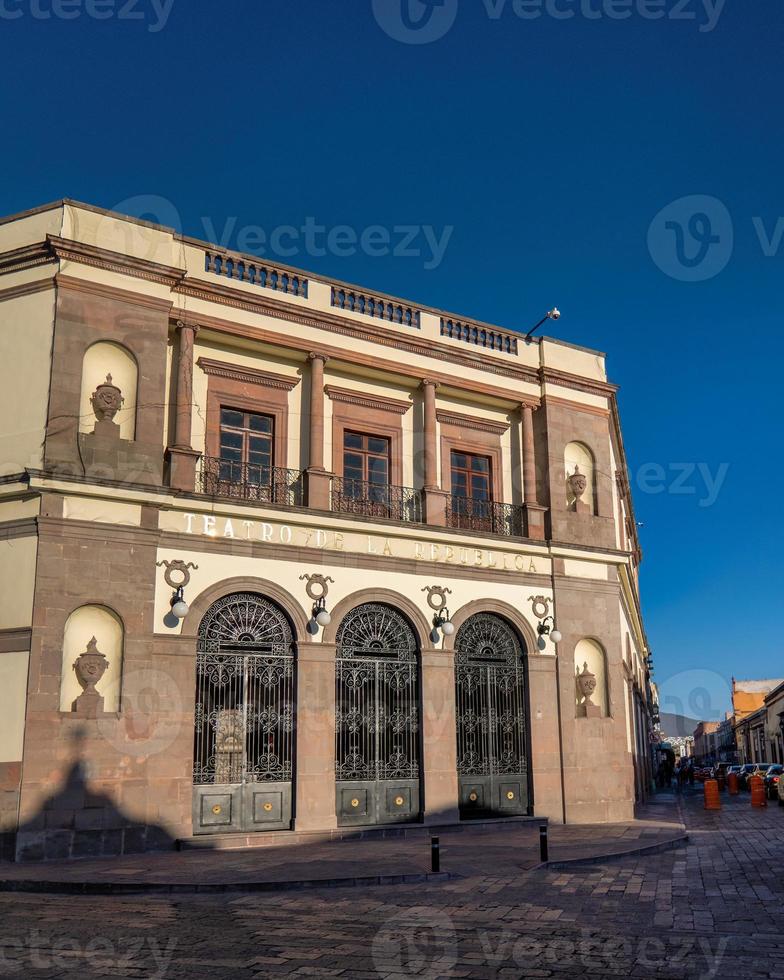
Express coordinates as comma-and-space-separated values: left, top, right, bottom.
564, 441, 596, 514
60, 604, 124, 713
80, 341, 138, 440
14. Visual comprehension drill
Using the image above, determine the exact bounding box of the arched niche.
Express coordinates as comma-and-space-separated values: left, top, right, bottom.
574, 637, 608, 718
60, 604, 124, 713
564, 441, 596, 514
79, 341, 138, 440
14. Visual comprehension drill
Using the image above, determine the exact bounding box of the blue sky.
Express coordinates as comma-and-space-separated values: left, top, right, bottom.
1, 0, 781, 719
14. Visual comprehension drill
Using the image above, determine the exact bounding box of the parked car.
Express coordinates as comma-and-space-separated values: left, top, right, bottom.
763, 764, 783, 799
714, 762, 731, 779
778, 773, 784, 807
737, 764, 758, 789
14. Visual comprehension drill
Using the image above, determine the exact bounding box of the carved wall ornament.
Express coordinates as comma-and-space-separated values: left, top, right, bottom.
568, 465, 587, 501
90, 374, 124, 422
156, 559, 198, 590
422, 585, 452, 611
576, 662, 601, 718
299, 573, 334, 601
71, 636, 109, 716
528, 595, 552, 620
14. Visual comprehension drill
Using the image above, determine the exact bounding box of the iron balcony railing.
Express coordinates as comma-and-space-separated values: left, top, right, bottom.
199, 458, 304, 506
446, 495, 525, 537
331, 477, 423, 524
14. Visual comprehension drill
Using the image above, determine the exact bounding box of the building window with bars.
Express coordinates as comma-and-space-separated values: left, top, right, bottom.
450, 450, 493, 530
343, 431, 390, 502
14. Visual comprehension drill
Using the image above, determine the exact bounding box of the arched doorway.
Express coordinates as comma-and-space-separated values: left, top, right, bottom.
335, 602, 422, 826
192, 592, 296, 834
454, 613, 531, 818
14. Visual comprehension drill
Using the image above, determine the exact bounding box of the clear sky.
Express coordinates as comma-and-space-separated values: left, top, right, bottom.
1, 0, 781, 721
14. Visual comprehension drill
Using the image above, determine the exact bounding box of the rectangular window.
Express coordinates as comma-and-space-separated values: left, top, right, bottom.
219, 407, 274, 485
341, 431, 391, 510
450, 450, 493, 529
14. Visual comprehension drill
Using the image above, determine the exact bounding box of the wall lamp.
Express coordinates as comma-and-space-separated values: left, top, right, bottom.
157, 560, 199, 622
423, 585, 454, 643
301, 573, 334, 634
525, 307, 561, 341
537, 615, 562, 645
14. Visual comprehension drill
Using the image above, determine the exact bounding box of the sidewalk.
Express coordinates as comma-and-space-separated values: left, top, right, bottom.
0, 795, 686, 894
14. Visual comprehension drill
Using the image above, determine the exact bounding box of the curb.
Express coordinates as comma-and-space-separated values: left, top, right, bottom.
0, 870, 454, 896
543, 834, 689, 870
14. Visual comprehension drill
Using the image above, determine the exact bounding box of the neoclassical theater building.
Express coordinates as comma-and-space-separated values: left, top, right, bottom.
0, 201, 654, 861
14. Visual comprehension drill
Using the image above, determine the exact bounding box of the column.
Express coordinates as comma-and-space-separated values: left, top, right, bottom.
167, 321, 201, 491
521, 401, 546, 540
305, 352, 332, 510
422, 379, 447, 525
294, 643, 338, 830
421, 647, 460, 823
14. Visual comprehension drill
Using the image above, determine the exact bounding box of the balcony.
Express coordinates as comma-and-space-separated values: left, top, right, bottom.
199, 458, 304, 506
331, 477, 423, 524
446, 495, 525, 537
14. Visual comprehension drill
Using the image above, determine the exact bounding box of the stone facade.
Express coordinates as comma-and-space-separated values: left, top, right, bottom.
0, 200, 655, 861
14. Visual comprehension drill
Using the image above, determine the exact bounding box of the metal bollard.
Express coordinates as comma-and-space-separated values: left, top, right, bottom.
431, 836, 440, 873
539, 824, 549, 863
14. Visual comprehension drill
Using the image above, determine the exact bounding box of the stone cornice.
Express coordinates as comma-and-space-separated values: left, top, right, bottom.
0, 242, 57, 276
0, 628, 32, 653
173, 279, 542, 387
55, 273, 174, 312
435, 409, 510, 435
325, 385, 411, 415
0, 277, 56, 303
47, 235, 185, 288
196, 356, 301, 391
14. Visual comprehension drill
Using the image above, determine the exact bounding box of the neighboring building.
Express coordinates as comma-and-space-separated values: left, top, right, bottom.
715, 714, 736, 763
764, 681, 784, 764
693, 721, 720, 764
732, 678, 784, 764
0, 200, 654, 862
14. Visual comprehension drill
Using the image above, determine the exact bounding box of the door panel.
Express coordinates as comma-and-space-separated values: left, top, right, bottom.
192, 593, 296, 835
335, 603, 422, 827
455, 614, 531, 819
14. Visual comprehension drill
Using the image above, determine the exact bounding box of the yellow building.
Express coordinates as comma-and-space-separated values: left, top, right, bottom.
0, 200, 653, 861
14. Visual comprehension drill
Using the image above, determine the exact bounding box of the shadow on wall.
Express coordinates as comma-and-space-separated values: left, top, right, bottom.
11, 727, 186, 864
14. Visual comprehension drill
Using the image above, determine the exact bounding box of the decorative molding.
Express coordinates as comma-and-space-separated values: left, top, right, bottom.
196, 356, 301, 392
172, 281, 542, 387
541, 367, 618, 398
55, 273, 174, 312
542, 394, 610, 419
325, 385, 412, 416
47, 235, 185, 289
0, 277, 56, 304
0, 628, 32, 654
436, 409, 510, 435
0, 242, 57, 276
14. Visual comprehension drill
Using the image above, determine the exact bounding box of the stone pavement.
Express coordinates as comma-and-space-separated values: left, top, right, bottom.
0, 801, 683, 891
1, 789, 781, 978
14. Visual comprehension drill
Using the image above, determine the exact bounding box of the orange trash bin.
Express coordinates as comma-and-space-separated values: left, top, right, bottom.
704, 779, 721, 810
750, 775, 767, 808
728, 772, 739, 795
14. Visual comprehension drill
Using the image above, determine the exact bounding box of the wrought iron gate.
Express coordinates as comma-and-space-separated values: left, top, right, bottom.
192, 593, 295, 834
335, 603, 422, 826
455, 613, 530, 818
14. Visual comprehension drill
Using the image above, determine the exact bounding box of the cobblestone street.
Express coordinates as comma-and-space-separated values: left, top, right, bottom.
1, 789, 782, 979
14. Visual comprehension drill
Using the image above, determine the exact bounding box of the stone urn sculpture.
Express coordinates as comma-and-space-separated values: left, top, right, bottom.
576, 661, 601, 718
568, 465, 589, 513
90, 374, 124, 439
72, 636, 110, 716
